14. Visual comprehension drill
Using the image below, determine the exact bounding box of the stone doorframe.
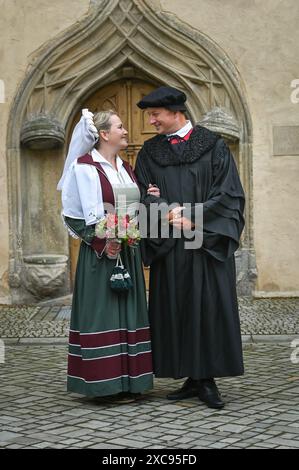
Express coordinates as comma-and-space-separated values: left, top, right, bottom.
6, 0, 256, 302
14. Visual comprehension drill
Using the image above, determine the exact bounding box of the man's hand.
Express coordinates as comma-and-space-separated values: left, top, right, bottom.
147, 184, 160, 197
167, 206, 185, 222
168, 206, 195, 230
171, 216, 195, 231
105, 240, 122, 259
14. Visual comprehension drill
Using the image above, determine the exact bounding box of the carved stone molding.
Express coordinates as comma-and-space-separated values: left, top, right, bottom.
22, 255, 68, 299
235, 248, 258, 296
7, 0, 254, 300
21, 114, 65, 149
199, 106, 240, 143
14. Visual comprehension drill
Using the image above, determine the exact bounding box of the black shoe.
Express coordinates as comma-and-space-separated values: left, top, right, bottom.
167, 378, 199, 400
198, 378, 224, 409
103, 392, 137, 404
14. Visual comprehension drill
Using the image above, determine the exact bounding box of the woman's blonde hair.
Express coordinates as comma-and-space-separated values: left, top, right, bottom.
93, 109, 118, 133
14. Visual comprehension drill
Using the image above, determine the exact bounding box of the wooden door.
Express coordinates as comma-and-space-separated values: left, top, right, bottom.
69, 79, 157, 287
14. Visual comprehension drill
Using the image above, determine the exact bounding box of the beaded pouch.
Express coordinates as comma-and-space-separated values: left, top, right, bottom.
109, 254, 133, 293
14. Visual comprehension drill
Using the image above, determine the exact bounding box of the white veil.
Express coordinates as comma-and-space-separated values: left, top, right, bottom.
57, 109, 99, 190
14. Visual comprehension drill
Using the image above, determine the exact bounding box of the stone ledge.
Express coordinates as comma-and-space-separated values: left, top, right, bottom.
0, 297, 298, 339
2, 335, 298, 346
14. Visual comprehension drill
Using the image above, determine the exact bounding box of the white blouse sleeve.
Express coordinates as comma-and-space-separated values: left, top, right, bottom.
74, 163, 104, 225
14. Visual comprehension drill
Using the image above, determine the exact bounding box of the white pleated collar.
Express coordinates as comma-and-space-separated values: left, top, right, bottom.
91, 148, 123, 172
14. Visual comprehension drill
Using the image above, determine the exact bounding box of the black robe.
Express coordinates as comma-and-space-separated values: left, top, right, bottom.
134, 125, 245, 379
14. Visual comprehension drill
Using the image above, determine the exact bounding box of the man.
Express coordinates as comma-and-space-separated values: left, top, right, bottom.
134, 86, 245, 409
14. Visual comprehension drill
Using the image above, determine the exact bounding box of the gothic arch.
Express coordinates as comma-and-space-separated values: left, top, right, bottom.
7, 0, 255, 302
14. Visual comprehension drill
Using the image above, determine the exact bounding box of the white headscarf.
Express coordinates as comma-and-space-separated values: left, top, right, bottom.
57, 109, 99, 190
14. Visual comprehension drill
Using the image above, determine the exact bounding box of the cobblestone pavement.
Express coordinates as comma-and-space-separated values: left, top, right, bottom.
0, 343, 299, 449
0, 298, 298, 340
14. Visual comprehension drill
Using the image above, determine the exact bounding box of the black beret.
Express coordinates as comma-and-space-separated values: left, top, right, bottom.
137, 86, 187, 111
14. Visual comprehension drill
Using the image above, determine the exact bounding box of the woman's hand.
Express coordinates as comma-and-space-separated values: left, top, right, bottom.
147, 183, 160, 197
105, 240, 122, 259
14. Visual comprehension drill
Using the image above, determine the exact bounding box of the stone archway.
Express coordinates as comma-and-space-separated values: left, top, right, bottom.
6, 0, 255, 302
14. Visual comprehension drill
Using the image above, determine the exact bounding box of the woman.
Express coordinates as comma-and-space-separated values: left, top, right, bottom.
57, 109, 159, 399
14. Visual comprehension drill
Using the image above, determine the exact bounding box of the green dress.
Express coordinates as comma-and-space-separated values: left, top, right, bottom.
65, 180, 153, 397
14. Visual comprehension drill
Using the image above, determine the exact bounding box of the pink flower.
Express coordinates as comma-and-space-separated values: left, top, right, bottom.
107, 213, 118, 229
121, 214, 130, 229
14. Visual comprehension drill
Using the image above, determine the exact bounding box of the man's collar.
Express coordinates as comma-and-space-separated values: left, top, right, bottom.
166, 120, 193, 138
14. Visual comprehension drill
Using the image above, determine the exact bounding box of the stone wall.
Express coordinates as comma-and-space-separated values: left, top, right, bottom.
0, 0, 298, 302
160, 0, 299, 295
0, 0, 90, 302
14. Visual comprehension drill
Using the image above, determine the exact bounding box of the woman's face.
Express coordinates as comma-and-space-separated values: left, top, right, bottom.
102, 114, 128, 150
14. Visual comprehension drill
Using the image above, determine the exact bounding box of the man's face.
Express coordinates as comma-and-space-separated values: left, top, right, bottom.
146, 107, 179, 134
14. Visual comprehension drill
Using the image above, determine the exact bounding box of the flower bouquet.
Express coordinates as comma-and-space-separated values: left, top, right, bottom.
95, 213, 141, 247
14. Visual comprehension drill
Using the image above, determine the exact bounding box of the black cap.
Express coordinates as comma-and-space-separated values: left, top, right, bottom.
137, 86, 187, 111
